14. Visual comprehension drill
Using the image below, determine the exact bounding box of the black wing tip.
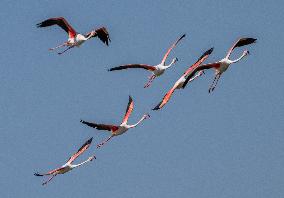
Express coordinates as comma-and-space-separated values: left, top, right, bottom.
36, 23, 43, 28
152, 106, 160, 111
246, 37, 257, 42
128, 95, 133, 101
86, 137, 93, 144
205, 47, 214, 56
243, 37, 257, 44
236, 37, 257, 47
181, 34, 186, 38
198, 47, 214, 61
152, 102, 162, 111
80, 119, 88, 124
34, 172, 43, 176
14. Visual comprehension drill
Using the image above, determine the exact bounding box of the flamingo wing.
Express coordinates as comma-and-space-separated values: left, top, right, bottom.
36, 17, 77, 39
122, 96, 134, 124
182, 47, 214, 77
66, 137, 93, 164
226, 37, 257, 58
80, 120, 119, 131
161, 34, 186, 64
86, 27, 111, 46
34, 167, 65, 176
182, 62, 221, 89
152, 84, 178, 110
108, 64, 156, 72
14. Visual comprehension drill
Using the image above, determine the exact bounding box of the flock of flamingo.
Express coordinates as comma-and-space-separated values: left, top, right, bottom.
34, 17, 257, 185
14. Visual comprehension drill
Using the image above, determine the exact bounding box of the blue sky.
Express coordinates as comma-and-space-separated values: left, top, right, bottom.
0, 0, 283, 197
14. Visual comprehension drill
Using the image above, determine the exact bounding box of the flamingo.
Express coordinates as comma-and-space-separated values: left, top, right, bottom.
153, 47, 214, 110
80, 96, 149, 148
182, 37, 257, 93
36, 17, 110, 54
34, 137, 95, 186
108, 34, 186, 88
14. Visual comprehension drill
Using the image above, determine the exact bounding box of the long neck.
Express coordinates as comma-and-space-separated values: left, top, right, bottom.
230, 53, 247, 63
128, 116, 146, 128
163, 58, 176, 69
71, 158, 91, 168
81, 33, 93, 41
86, 34, 93, 40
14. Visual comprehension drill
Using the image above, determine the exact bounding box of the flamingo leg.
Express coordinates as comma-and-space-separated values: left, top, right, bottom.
144, 75, 156, 88
58, 46, 75, 55
97, 135, 113, 148
49, 42, 68, 51
42, 174, 57, 186
211, 74, 221, 92
209, 74, 221, 93
208, 74, 218, 93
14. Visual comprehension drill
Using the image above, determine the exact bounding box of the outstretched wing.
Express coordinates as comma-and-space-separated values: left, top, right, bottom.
226, 37, 257, 58
183, 47, 214, 77
80, 120, 119, 131
86, 27, 111, 46
34, 167, 65, 176
153, 47, 214, 110
161, 34, 186, 64
108, 64, 156, 72
66, 137, 93, 164
36, 17, 76, 39
152, 84, 178, 110
122, 96, 134, 124
182, 62, 220, 89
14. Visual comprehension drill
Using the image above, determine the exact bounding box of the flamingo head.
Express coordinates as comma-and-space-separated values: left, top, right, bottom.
243, 50, 250, 56
89, 155, 96, 161
173, 57, 178, 64
143, 114, 150, 120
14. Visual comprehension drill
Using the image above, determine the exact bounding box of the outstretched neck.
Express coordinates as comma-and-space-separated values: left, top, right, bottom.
163, 58, 177, 69
80, 33, 93, 41
230, 53, 247, 63
128, 115, 147, 128
71, 158, 91, 168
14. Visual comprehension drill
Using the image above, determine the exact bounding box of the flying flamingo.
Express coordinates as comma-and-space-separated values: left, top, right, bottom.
182, 37, 257, 93
80, 96, 150, 148
34, 137, 95, 186
108, 34, 186, 88
153, 48, 214, 110
36, 17, 110, 54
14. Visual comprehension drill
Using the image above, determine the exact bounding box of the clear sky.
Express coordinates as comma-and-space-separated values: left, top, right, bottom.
0, 0, 283, 197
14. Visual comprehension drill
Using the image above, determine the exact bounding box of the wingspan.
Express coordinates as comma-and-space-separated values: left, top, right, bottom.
161, 34, 186, 64
36, 17, 77, 39
86, 27, 111, 46
122, 96, 134, 124
80, 120, 119, 131
226, 37, 257, 58
66, 137, 93, 164
108, 64, 156, 72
